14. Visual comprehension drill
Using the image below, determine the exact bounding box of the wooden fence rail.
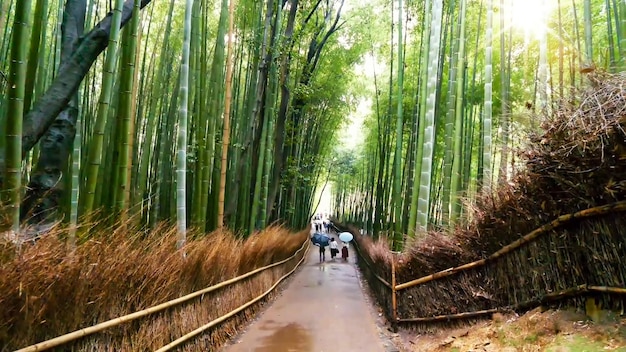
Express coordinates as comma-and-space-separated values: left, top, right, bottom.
395, 285, 626, 323
15, 240, 309, 352
395, 200, 626, 292
351, 238, 391, 288
351, 200, 626, 324
155, 243, 310, 351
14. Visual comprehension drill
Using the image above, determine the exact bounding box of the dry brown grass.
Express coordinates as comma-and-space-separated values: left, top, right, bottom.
0, 221, 308, 351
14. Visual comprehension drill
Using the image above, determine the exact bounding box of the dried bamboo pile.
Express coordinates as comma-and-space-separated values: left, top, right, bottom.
356, 72, 626, 331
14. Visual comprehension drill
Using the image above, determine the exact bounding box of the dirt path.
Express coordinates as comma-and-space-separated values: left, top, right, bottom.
222, 236, 393, 352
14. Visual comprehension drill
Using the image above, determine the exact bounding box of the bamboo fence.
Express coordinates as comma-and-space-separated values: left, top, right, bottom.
155, 243, 309, 351
15, 240, 310, 352
350, 201, 626, 327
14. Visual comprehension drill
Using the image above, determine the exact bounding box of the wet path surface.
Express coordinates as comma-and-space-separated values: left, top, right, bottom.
222, 237, 387, 352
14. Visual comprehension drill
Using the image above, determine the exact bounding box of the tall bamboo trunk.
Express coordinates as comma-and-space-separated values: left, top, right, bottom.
481, 0, 493, 193
416, 0, 443, 232
218, 0, 236, 228
391, 0, 405, 248
114, 0, 141, 215
408, 0, 431, 236
4, 0, 33, 236
583, 0, 593, 65
176, 0, 194, 247
81, 0, 126, 215
442, 0, 459, 226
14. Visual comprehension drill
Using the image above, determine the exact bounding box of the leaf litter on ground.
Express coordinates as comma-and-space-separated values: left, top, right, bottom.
397, 307, 626, 352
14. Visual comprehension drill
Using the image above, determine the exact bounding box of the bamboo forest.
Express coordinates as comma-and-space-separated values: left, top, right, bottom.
2, 0, 626, 350
0, 0, 621, 242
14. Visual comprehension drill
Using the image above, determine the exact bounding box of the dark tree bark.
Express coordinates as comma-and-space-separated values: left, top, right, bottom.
20, 0, 152, 158
236, 0, 274, 224
19, 0, 152, 224
266, 0, 298, 220
21, 0, 86, 223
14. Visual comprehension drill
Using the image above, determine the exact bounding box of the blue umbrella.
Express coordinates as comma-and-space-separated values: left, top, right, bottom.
311, 232, 330, 247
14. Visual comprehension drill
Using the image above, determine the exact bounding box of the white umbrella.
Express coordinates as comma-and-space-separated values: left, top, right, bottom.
338, 232, 353, 242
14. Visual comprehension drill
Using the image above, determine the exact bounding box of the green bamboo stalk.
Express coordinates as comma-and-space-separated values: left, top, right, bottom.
114, 0, 140, 214
1, 17, 8, 139
450, 0, 466, 224
81, 0, 125, 215
416, 0, 443, 232
0, 0, 15, 75
441, 0, 459, 226
498, 0, 509, 184
583, 0, 593, 64
137, 0, 175, 222
23, 0, 47, 113
391, 0, 405, 249
248, 0, 275, 233
175, 0, 194, 245
482, 0, 493, 193
616, 0, 626, 70
199, 0, 230, 231
69, 111, 81, 246
235, 0, 264, 233
538, 0, 548, 112
258, 0, 282, 229
408, 0, 431, 236
558, 0, 564, 98
191, 0, 205, 228
4, 0, 32, 236
130, 1, 152, 209
218, 0, 236, 228
249, 103, 269, 232
606, 0, 616, 70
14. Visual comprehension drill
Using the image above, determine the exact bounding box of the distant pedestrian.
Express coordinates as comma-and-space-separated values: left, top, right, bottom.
341, 242, 349, 261
315, 218, 323, 232
329, 238, 338, 259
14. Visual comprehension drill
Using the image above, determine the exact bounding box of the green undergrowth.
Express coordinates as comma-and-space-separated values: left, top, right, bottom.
545, 335, 625, 352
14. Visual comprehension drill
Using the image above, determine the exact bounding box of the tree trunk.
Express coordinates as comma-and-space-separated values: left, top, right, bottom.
268, 0, 298, 223
19, 0, 153, 161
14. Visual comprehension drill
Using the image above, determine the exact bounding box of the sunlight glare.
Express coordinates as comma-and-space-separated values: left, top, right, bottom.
509, 0, 553, 39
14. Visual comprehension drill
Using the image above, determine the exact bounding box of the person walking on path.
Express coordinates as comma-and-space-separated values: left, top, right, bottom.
341, 242, 349, 261
319, 242, 327, 262
329, 238, 338, 259
311, 232, 330, 262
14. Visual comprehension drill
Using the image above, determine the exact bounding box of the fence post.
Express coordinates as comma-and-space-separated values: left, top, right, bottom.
391, 253, 398, 332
